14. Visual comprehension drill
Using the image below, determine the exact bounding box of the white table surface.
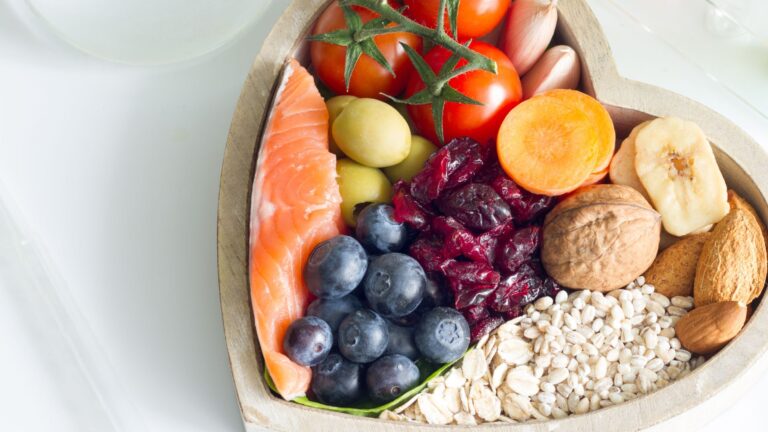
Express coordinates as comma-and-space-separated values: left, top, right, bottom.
1, 1, 766, 431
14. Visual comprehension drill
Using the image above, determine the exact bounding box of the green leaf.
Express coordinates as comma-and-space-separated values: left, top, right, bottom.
263, 351, 470, 417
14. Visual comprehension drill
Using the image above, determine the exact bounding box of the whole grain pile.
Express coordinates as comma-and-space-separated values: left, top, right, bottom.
381, 277, 704, 425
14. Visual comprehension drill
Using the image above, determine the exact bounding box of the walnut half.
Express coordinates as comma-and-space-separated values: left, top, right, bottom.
541, 185, 661, 292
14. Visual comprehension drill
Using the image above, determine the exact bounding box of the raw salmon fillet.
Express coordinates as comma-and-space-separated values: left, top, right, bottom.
249, 59, 343, 400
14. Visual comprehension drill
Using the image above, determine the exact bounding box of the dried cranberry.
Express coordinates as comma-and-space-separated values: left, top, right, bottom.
500, 305, 524, 321
473, 157, 503, 184
442, 138, 489, 190
528, 258, 545, 277
441, 260, 501, 286
495, 226, 541, 275
475, 220, 516, 264
392, 181, 432, 230
408, 235, 447, 273
462, 305, 489, 325
511, 193, 554, 224
431, 216, 488, 263
470, 315, 505, 342
543, 277, 563, 298
489, 175, 524, 208
453, 287, 497, 310
488, 174, 555, 224
436, 183, 512, 231
441, 260, 500, 309
486, 277, 515, 313
489, 264, 544, 311
409, 137, 488, 203
513, 265, 546, 306
481, 219, 516, 239
410, 150, 450, 204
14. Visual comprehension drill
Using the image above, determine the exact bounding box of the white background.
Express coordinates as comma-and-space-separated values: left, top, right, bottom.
1, 1, 766, 431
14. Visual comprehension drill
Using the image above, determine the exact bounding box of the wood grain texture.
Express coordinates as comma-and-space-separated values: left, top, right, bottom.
217, 0, 768, 430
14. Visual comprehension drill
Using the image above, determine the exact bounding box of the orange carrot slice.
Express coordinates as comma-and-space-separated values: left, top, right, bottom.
497, 95, 599, 196
581, 167, 609, 187
543, 89, 616, 172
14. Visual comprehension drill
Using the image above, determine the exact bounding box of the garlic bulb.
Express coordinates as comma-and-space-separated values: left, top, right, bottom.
502, 0, 558, 76
522, 45, 580, 98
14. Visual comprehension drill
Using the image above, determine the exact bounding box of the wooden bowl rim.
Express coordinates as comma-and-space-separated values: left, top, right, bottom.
217, 1, 768, 430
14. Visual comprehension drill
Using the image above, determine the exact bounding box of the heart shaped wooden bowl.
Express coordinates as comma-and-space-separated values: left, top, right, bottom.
217, 1, 768, 430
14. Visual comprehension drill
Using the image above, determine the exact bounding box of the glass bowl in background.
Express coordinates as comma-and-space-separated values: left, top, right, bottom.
595, 0, 767, 118
25, 0, 274, 65
705, 0, 768, 44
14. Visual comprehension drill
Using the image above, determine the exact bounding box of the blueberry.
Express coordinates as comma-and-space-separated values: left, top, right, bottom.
414, 307, 470, 364
283, 316, 333, 366
384, 321, 420, 360
366, 355, 420, 402
311, 353, 364, 406
306, 295, 363, 333
337, 309, 389, 363
304, 235, 368, 299
355, 204, 408, 254
363, 253, 425, 318
422, 276, 450, 308
387, 310, 420, 327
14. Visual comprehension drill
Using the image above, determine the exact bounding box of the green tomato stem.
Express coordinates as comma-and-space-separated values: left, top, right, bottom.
341, 0, 498, 75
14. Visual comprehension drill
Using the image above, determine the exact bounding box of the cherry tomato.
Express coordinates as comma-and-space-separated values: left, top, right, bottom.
310, 2, 422, 100
403, 0, 511, 39
405, 41, 522, 145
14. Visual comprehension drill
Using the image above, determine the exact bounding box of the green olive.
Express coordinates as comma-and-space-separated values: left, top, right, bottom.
326, 95, 357, 156
336, 159, 392, 227
332, 98, 411, 168
383, 135, 438, 183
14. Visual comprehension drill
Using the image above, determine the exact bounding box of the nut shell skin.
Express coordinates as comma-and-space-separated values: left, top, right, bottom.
644, 233, 710, 298
675, 301, 746, 355
727, 190, 768, 257
694, 208, 767, 307
542, 185, 661, 292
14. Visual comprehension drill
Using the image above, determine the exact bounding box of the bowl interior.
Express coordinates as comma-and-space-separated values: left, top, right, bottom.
222, 1, 768, 429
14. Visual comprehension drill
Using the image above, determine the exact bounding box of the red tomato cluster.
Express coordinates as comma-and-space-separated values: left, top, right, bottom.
310, 2, 422, 99
309, 0, 520, 146
403, 0, 511, 39
405, 41, 522, 145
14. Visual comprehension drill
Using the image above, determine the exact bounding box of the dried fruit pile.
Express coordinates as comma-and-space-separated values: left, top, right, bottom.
393, 137, 560, 341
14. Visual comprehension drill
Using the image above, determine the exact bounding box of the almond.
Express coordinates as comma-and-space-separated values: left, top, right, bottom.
675, 301, 746, 354
727, 190, 768, 256
644, 233, 710, 298
694, 208, 767, 306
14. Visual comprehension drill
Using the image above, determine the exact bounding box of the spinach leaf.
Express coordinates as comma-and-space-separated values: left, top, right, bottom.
263, 352, 468, 417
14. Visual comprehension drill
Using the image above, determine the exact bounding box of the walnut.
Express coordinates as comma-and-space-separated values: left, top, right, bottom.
541, 185, 661, 292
